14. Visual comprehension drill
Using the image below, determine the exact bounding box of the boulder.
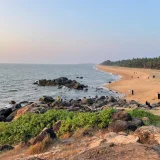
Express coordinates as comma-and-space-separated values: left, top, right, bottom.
135, 126, 160, 144
6, 110, 17, 122
0, 115, 6, 121
127, 118, 144, 131
29, 128, 56, 145
0, 108, 13, 118
112, 111, 132, 121
108, 120, 128, 132
39, 96, 54, 103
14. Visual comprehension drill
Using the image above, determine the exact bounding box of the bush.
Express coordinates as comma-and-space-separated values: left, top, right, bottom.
0, 108, 115, 145
129, 109, 160, 126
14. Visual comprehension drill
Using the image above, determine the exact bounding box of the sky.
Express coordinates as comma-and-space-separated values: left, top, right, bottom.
0, 0, 160, 64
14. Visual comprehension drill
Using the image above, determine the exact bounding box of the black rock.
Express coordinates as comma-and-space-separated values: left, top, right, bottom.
0, 108, 12, 118
0, 145, 14, 151
39, 96, 55, 103
127, 118, 144, 131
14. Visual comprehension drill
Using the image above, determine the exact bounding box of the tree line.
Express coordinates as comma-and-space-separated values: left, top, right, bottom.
101, 57, 160, 69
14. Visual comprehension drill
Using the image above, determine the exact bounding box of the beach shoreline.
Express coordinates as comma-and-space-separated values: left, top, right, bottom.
96, 65, 160, 105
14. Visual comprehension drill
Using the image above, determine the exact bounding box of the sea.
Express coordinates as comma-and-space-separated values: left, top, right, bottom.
0, 64, 121, 109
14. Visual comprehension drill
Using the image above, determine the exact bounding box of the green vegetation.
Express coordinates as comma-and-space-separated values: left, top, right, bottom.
129, 109, 160, 126
0, 109, 115, 145
0, 108, 159, 145
101, 57, 160, 69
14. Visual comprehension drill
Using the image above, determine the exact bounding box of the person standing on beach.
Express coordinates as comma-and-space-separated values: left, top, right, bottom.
132, 90, 134, 95
128, 89, 131, 96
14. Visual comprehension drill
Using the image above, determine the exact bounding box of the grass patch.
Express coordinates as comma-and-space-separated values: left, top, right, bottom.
129, 109, 160, 126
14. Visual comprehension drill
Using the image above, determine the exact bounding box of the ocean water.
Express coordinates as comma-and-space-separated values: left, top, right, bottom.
0, 64, 120, 108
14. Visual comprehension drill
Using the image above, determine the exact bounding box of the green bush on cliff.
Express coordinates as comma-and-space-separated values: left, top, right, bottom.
0, 108, 115, 145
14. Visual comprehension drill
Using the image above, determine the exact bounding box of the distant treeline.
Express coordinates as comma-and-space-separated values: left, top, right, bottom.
101, 57, 160, 69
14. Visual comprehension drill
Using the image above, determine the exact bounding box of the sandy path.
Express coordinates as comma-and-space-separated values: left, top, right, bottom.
96, 65, 160, 104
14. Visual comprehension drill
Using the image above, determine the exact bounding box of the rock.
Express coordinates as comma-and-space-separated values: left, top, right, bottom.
152, 145, 160, 155
73, 143, 160, 160
128, 100, 139, 105
98, 96, 106, 100
128, 104, 138, 109
135, 126, 160, 144
127, 118, 144, 131
82, 98, 88, 104
14, 105, 31, 120
108, 96, 116, 103
0, 108, 13, 118
0, 115, 5, 122
112, 111, 132, 121
151, 103, 159, 108
29, 128, 56, 145
108, 120, 128, 133
53, 121, 62, 132
107, 134, 139, 144
87, 98, 94, 105
117, 99, 126, 107
0, 145, 14, 151
39, 96, 54, 103
36, 77, 87, 90
6, 110, 17, 122
9, 100, 16, 104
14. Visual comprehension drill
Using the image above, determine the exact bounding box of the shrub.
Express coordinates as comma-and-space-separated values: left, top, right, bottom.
0, 108, 115, 145
129, 109, 160, 126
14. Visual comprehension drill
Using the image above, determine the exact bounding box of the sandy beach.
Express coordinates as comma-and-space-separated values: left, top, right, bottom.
97, 65, 160, 105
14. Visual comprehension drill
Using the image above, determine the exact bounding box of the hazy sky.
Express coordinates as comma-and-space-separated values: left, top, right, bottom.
0, 0, 160, 64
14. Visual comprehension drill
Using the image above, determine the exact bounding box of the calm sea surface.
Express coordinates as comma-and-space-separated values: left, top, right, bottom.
0, 64, 120, 108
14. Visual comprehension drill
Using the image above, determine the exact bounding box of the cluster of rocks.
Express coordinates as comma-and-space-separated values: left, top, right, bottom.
108, 111, 144, 132
34, 77, 87, 90
37, 95, 160, 112
2, 95, 160, 122
0, 101, 22, 122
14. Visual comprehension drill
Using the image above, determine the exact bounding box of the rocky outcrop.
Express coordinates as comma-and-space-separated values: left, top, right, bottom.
0, 102, 22, 122
135, 126, 160, 144
108, 120, 128, 132
73, 143, 160, 160
29, 128, 56, 145
34, 77, 87, 90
